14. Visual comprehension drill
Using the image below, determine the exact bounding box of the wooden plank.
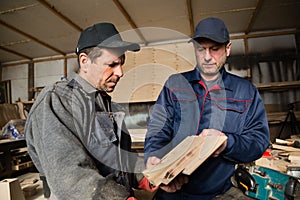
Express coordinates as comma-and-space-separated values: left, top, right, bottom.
272, 144, 300, 152
143, 135, 227, 186
255, 80, 300, 91
267, 111, 300, 123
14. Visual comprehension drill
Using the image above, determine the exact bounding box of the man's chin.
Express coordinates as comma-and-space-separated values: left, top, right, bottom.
105, 87, 115, 93
201, 70, 219, 76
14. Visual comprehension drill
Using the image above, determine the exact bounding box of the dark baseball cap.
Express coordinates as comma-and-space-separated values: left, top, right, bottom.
75, 22, 140, 54
190, 17, 229, 44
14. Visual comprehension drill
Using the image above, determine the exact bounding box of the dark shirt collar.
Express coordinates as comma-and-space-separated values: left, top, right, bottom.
70, 73, 111, 111
73, 73, 97, 95
185, 66, 233, 91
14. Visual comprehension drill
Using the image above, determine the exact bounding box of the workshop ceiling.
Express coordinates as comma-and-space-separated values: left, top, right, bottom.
0, 0, 300, 64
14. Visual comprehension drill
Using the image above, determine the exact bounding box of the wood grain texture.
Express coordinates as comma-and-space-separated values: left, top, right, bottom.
143, 135, 227, 186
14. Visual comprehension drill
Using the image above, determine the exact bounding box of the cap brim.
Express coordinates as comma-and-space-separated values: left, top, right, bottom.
97, 40, 140, 52
189, 34, 228, 44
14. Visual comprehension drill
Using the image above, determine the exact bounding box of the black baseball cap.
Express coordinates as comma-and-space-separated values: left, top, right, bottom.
190, 17, 229, 44
75, 22, 140, 54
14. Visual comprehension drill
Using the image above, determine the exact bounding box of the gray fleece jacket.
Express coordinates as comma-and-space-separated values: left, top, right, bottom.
25, 74, 140, 200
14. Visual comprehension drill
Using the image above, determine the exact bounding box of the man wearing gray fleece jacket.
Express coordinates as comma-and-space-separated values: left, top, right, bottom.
25, 22, 146, 200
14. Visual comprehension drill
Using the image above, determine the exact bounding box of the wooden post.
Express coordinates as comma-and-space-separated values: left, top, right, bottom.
64, 57, 67, 78
28, 62, 34, 101
0, 63, 2, 81
295, 32, 300, 80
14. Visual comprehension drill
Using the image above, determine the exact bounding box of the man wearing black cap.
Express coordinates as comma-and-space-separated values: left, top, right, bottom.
25, 23, 148, 199
144, 17, 270, 199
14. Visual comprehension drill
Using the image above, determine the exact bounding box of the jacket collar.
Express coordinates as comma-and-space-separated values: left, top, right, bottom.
185, 66, 234, 92
69, 73, 98, 95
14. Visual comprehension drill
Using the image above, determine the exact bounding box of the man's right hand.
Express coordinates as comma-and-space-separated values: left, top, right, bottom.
146, 156, 189, 193
160, 174, 189, 193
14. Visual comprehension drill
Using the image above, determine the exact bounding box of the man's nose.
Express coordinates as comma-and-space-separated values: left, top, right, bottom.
204, 49, 212, 61
114, 65, 123, 77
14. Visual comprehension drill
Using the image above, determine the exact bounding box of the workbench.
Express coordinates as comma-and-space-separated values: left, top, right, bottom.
0, 139, 32, 179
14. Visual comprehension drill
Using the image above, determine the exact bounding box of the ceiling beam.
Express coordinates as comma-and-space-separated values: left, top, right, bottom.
199, 6, 255, 16
0, 46, 32, 60
112, 0, 148, 45
2, 27, 299, 67
36, 0, 82, 32
186, 0, 194, 37
245, 0, 264, 34
2, 54, 76, 67
231, 29, 300, 40
0, 19, 65, 55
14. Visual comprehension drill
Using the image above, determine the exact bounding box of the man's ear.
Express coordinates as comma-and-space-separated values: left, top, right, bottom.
79, 53, 89, 73
226, 42, 232, 57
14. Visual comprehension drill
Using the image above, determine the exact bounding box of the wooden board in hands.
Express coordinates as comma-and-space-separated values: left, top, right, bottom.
143, 135, 227, 186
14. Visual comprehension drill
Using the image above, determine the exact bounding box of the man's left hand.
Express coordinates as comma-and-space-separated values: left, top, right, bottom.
200, 128, 227, 157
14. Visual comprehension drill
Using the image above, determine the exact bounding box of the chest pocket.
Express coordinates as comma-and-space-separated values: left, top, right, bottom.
170, 88, 200, 139
94, 112, 117, 147
215, 99, 249, 113
213, 98, 250, 134
87, 112, 118, 169
170, 88, 197, 102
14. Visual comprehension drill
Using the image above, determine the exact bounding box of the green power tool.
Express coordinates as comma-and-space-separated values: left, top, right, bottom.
234, 165, 300, 200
